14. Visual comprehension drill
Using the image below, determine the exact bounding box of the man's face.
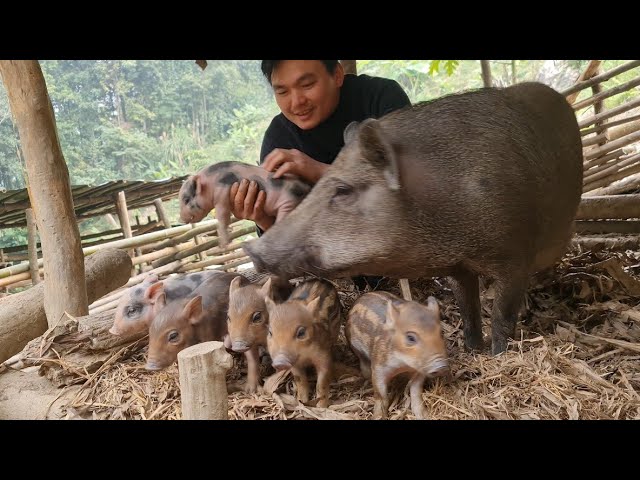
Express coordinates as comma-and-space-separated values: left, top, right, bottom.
271, 60, 345, 130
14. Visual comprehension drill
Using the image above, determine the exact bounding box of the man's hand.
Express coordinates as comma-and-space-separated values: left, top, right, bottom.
229, 179, 275, 231
263, 148, 328, 184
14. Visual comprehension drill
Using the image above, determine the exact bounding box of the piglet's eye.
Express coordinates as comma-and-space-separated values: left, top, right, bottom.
252, 312, 262, 323
168, 331, 180, 343
405, 333, 417, 345
296, 326, 306, 339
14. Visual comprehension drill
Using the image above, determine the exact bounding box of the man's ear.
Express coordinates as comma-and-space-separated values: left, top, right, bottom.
334, 62, 345, 88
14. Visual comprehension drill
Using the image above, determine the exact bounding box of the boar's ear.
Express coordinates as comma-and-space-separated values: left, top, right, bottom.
385, 301, 399, 328
259, 277, 273, 299
264, 296, 277, 315
426, 296, 441, 317
229, 275, 244, 296
305, 296, 321, 317
358, 118, 401, 191
145, 281, 165, 302
185, 296, 204, 325
343, 121, 360, 144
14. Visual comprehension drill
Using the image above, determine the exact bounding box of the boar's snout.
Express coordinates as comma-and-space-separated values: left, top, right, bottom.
428, 358, 450, 378
271, 354, 293, 371
232, 340, 251, 353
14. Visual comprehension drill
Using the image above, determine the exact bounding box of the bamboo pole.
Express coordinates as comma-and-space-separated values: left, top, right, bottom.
562, 60, 640, 100
572, 77, 640, 112
583, 130, 640, 161
563, 60, 602, 105
583, 158, 640, 192
0, 219, 221, 279
583, 154, 640, 185
584, 172, 640, 197
153, 198, 171, 229
583, 148, 625, 171
580, 100, 640, 130
576, 192, 640, 222
151, 225, 255, 269
178, 250, 247, 272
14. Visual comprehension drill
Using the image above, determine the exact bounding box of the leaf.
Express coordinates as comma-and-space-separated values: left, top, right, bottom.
429, 60, 441, 75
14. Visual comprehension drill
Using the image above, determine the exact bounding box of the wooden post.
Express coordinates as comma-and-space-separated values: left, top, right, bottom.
340, 60, 357, 75
177, 341, 233, 420
0, 60, 88, 327
0, 250, 5, 294
154, 198, 171, 229
480, 61, 492, 88
399, 278, 412, 301
115, 190, 136, 275
25, 208, 41, 285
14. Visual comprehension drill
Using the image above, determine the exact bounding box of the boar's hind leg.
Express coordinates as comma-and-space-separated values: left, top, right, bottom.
447, 269, 484, 352
490, 273, 529, 355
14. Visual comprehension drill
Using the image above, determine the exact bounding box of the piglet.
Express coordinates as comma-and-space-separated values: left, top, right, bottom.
346, 292, 449, 420
226, 274, 295, 392
178, 161, 311, 246
145, 271, 249, 371
109, 271, 218, 337
265, 278, 342, 407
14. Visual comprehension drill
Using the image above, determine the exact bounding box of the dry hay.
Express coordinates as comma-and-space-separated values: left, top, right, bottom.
28, 243, 640, 420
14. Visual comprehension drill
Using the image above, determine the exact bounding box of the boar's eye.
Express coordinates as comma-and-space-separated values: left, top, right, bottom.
252, 312, 262, 323
333, 184, 353, 199
296, 326, 307, 339
168, 330, 180, 343
405, 332, 417, 346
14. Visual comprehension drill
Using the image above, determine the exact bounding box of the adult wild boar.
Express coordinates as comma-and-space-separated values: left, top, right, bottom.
243, 82, 583, 355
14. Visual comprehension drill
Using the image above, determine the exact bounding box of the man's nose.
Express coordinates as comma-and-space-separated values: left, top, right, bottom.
291, 89, 307, 108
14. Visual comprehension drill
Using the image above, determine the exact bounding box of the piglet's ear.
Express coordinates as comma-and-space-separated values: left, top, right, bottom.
259, 277, 273, 299
145, 281, 165, 302
185, 296, 203, 325
154, 292, 167, 314
229, 275, 243, 296
194, 173, 206, 197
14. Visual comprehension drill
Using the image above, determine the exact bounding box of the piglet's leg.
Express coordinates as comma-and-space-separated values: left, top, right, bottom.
314, 357, 332, 408
244, 346, 261, 394
408, 373, 427, 420
372, 366, 390, 420
291, 365, 310, 404
214, 195, 231, 247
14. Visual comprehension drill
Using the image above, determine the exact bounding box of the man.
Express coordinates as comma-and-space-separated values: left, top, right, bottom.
230, 60, 411, 289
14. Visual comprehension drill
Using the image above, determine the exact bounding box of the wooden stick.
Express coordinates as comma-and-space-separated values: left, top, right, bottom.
25, 208, 41, 285
152, 225, 256, 269
573, 236, 640, 251
581, 111, 640, 135
480, 60, 492, 87
584, 130, 640, 161
115, 191, 134, 263
0, 220, 219, 279
583, 148, 625, 171
399, 279, 412, 301
178, 250, 247, 272
583, 154, 640, 185
153, 217, 243, 251
572, 77, 640, 112
583, 158, 640, 192
178, 341, 233, 420
584, 172, 640, 197
582, 131, 607, 147
153, 198, 171, 229
576, 194, 640, 219
562, 60, 602, 104
562, 60, 640, 99
179, 256, 252, 274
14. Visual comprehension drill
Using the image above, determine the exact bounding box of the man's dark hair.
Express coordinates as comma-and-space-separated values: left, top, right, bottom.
261, 60, 340, 84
